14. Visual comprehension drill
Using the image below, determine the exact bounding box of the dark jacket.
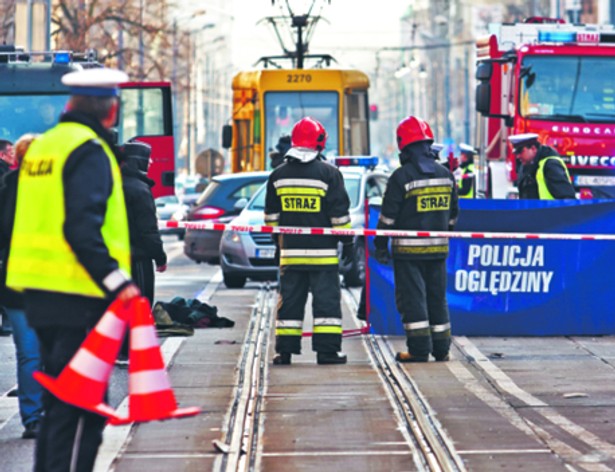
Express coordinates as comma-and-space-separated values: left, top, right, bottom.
375, 141, 459, 260
0, 169, 23, 308
517, 145, 576, 199
22, 111, 132, 328
269, 151, 285, 169
121, 164, 167, 266
264, 156, 351, 270
0, 160, 10, 177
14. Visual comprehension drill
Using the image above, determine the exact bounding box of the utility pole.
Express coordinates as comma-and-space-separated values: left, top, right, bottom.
293, 14, 308, 69
172, 20, 179, 161
137, 0, 145, 135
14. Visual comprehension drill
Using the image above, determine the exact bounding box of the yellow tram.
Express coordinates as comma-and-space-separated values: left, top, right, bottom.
224, 68, 370, 173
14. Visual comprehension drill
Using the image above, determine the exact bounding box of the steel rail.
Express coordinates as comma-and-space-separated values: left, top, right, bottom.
214, 284, 275, 472
343, 288, 466, 472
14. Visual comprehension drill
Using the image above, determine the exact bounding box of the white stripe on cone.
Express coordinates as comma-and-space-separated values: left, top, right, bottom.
70, 349, 113, 382
96, 311, 126, 341
131, 326, 159, 350
129, 369, 172, 395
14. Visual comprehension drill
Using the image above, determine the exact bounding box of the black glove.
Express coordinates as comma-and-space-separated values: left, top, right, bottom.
341, 242, 354, 266
375, 247, 390, 264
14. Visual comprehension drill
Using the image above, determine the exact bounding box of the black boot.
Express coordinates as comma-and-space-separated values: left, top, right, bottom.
317, 352, 347, 365
273, 353, 292, 365
395, 352, 428, 363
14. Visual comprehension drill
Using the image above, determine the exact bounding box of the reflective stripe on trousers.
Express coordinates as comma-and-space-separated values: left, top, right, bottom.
393, 258, 451, 359
276, 268, 342, 354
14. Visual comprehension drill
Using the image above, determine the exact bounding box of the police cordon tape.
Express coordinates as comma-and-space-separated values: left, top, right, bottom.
161, 220, 615, 241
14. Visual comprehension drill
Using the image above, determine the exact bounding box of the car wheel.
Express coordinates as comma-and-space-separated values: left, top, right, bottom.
223, 272, 246, 289
343, 240, 365, 288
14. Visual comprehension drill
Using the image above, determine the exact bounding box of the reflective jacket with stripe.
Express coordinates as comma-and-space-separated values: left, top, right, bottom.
375, 146, 459, 260
264, 158, 351, 269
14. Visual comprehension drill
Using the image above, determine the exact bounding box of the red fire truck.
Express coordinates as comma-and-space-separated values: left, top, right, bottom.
0, 46, 175, 197
475, 20, 615, 198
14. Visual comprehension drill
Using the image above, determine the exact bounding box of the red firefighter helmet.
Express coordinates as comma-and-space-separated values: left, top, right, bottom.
290, 117, 327, 150
286, 117, 328, 162
396, 116, 434, 151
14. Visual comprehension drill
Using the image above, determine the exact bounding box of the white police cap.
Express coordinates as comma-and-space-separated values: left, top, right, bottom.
431, 142, 444, 153
508, 133, 539, 147
459, 143, 476, 153
62, 68, 129, 97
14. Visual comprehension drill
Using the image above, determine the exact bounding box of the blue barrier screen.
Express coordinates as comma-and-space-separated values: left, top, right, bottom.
368, 199, 615, 336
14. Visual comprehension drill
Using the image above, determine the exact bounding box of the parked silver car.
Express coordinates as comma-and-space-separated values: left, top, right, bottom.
219, 158, 389, 288
219, 186, 277, 288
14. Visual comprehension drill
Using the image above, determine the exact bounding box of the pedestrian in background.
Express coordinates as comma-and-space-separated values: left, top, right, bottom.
0, 133, 43, 439
269, 134, 291, 169
265, 117, 353, 365
509, 133, 576, 200
0, 139, 15, 175
6, 68, 140, 472
457, 143, 476, 198
0, 138, 15, 335
116, 140, 167, 364
374, 116, 459, 363
120, 140, 167, 302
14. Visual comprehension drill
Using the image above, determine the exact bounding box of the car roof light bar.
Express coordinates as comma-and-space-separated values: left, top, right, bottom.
333, 156, 379, 168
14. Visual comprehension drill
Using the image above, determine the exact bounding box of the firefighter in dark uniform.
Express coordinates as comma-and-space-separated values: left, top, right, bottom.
509, 133, 576, 199
265, 117, 353, 365
458, 143, 476, 198
374, 116, 459, 363
6, 68, 140, 472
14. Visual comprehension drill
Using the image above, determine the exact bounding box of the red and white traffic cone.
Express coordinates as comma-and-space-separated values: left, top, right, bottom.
108, 297, 200, 425
33, 298, 129, 418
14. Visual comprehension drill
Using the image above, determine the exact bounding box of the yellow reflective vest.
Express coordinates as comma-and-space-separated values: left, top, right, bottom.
7, 122, 131, 297
458, 163, 475, 199
537, 156, 571, 200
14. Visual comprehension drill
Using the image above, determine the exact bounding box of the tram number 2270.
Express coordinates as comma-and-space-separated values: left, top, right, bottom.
287, 73, 312, 83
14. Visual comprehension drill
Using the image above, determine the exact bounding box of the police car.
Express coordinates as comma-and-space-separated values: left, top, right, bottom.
219, 157, 389, 288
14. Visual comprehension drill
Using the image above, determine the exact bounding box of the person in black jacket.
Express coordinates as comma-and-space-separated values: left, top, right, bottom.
6, 68, 141, 472
265, 117, 353, 365
120, 140, 167, 302
0, 139, 15, 176
116, 140, 167, 363
0, 139, 15, 335
269, 134, 291, 169
375, 116, 459, 363
0, 133, 43, 439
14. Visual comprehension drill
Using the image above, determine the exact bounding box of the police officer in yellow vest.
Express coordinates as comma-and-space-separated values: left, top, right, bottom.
509, 133, 576, 199
6, 68, 140, 472
458, 143, 476, 198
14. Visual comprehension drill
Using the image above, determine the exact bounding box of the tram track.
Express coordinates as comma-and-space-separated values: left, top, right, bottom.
214, 283, 276, 472
217, 284, 466, 471
342, 288, 466, 472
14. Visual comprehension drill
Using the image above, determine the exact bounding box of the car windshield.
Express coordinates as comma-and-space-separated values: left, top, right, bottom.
264, 91, 339, 169
0, 94, 68, 142
519, 55, 615, 122
248, 185, 267, 211
195, 180, 220, 205
342, 173, 361, 209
